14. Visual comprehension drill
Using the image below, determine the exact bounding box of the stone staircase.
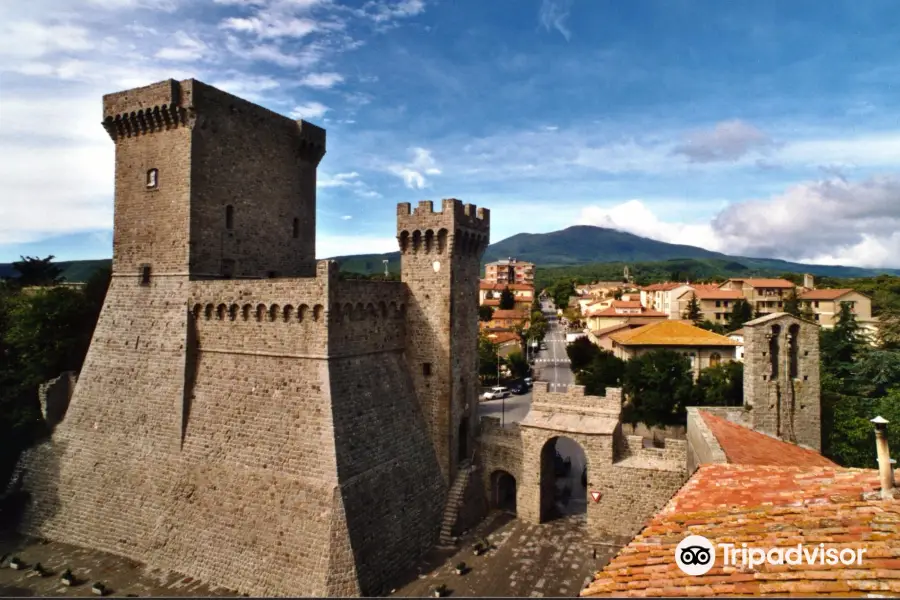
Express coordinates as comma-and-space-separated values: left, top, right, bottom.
438, 460, 477, 547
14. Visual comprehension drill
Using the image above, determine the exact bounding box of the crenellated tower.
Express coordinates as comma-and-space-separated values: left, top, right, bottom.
397, 199, 490, 482
102, 78, 325, 280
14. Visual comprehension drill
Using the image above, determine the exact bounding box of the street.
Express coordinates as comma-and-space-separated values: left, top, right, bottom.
478, 298, 575, 426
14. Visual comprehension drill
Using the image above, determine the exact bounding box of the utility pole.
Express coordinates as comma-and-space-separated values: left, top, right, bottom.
382, 259, 389, 277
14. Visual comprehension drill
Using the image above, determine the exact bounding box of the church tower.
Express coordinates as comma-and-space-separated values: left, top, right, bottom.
397, 200, 490, 482
743, 312, 822, 450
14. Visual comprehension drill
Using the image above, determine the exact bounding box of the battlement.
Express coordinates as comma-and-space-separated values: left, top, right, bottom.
101, 79, 327, 165
614, 434, 687, 471
531, 383, 622, 415
478, 416, 521, 442
396, 199, 490, 232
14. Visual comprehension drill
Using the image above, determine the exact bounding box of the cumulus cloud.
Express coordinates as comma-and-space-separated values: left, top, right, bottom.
317, 171, 382, 198
672, 119, 778, 163
155, 31, 208, 61
387, 147, 441, 189
539, 0, 573, 41
290, 101, 330, 119
341, 215, 353, 220
298, 71, 344, 88
360, 0, 426, 23
577, 175, 900, 268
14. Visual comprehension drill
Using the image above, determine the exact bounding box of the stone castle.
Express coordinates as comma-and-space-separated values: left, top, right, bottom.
17, 78, 488, 597
14, 78, 825, 598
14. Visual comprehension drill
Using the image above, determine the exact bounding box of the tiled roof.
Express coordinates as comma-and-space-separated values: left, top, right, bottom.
699, 411, 837, 467
679, 289, 745, 301
479, 281, 534, 291
642, 282, 685, 292
587, 307, 668, 318
491, 309, 528, 320
692, 283, 725, 291
582, 462, 900, 598
799, 288, 856, 301
609, 320, 739, 347
590, 323, 634, 338
485, 331, 519, 344
612, 300, 643, 309
724, 278, 796, 289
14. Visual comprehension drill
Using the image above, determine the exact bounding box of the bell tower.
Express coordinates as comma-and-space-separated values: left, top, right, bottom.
397, 199, 490, 482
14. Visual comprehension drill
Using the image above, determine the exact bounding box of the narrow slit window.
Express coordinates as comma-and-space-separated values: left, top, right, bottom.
225, 205, 234, 230
423, 362, 432, 376
140, 264, 151, 286
146, 169, 158, 189
292, 218, 299, 239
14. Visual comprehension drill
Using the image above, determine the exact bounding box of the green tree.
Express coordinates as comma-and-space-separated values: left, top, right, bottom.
621, 350, 694, 426
478, 334, 501, 383
8, 255, 64, 287
823, 391, 900, 468
783, 288, 801, 317
691, 361, 744, 407
506, 350, 529, 379
528, 319, 548, 345
726, 298, 753, 331
577, 349, 626, 396
549, 279, 576, 311
478, 304, 494, 322
821, 301, 867, 383
876, 302, 900, 350
682, 294, 702, 323
799, 301, 816, 322
499, 287, 516, 310
566, 336, 600, 372
696, 320, 727, 335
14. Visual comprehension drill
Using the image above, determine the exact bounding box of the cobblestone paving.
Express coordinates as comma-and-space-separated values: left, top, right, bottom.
0, 534, 237, 597
389, 512, 623, 598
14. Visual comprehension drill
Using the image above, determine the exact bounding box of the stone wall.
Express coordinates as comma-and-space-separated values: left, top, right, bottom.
38, 371, 77, 430
743, 313, 821, 451
478, 418, 525, 507
685, 408, 728, 474
620, 422, 686, 444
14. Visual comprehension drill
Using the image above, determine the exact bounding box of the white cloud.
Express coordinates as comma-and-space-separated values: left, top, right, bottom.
577, 175, 900, 268
672, 119, 778, 163
221, 16, 317, 38
298, 71, 344, 88
0, 21, 94, 61
290, 101, 330, 119
155, 31, 207, 61
318, 171, 360, 187
341, 215, 353, 220
387, 147, 441, 189
539, 0, 573, 41
316, 235, 397, 259
360, 0, 425, 23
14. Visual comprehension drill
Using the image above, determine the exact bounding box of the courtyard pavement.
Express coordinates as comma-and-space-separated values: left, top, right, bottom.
389, 511, 622, 598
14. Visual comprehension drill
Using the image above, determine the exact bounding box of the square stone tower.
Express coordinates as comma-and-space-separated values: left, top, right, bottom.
102, 78, 324, 280
743, 312, 821, 450
397, 200, 490, 482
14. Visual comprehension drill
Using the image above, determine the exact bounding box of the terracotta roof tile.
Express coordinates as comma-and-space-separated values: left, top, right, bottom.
582, 463, 900, 598
609, 321, 739, 347
587, 307, 668, 318
485, 331, 518, 344
799, 289, 856, 301
724, 278, 796, 289
680, 289, 746, 301
612, 300, 643, 309
699, 411, 837, 468
643, 282, 686, 292
479, 281, 534, 292
491, 309, 528, 320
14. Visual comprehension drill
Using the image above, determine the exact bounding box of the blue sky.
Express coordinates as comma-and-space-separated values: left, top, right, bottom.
2, 0, 900, 267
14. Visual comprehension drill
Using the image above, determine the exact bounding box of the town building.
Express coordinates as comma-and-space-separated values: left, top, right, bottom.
799, 287, 876, 332
718, 277, 796, 315
479, 281, 534, 313
640, 282, 695, 319
727, 327, 745, 361
484, 257, 534, 285
676, 288, 745, 324
608, 320, 739, 379
482, 309, 530, 330
584, 301, 669, 336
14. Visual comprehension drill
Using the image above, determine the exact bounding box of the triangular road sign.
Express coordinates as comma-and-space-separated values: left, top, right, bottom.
590, 490, 601, 503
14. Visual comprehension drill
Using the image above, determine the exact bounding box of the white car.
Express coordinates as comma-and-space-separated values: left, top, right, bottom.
482, 386, 510, 400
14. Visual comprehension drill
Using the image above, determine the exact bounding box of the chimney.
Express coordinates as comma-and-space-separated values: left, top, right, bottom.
872, 416, 896, 499
803, 273, 815, 290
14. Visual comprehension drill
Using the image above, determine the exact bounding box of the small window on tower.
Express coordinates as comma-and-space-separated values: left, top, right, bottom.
146, 168, 158, 189
423, 363, 432, 376
225, 205, 234, 230
140, 264, 151, 286
292, 217, 299, 238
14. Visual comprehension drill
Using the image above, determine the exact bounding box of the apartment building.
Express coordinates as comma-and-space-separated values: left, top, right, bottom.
479, 281, 534, 303
676, 288, 745, 324
639, 282, 694, 319
484, 257, 535, 285
718, 278, 796, 314
799, 288, 876, 332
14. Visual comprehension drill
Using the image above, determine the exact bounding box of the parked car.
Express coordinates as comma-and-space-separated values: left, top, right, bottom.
524, 377, 533, 387
482, 386, 510, 400
510, 383, 528, 395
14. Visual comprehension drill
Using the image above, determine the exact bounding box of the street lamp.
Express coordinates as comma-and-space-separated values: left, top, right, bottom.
487, 333, 505, 427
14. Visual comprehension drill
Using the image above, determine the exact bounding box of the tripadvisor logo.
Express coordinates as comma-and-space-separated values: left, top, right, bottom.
675, 535, 867, 576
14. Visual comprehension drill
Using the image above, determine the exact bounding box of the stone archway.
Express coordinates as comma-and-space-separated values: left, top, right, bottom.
539, 436, 588, 523
491, 470, 517, 513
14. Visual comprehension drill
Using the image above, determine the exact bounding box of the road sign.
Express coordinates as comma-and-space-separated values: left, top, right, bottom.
590, 490, 602, 503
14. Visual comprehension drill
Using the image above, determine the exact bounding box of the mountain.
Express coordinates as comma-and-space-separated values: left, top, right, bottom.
3, 225, 897, 282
